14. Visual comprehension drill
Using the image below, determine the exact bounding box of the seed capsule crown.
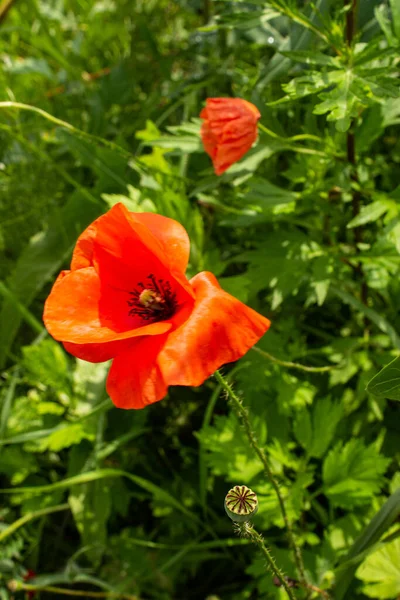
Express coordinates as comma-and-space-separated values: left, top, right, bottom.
224, 485, 258, 522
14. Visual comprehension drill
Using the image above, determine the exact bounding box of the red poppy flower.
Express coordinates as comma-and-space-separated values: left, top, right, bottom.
200, 98, 261, 175
44, 203, 270, 409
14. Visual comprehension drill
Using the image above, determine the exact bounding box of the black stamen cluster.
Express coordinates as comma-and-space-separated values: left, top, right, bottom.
127, 274, 177, 322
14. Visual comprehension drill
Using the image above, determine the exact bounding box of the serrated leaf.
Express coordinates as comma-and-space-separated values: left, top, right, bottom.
367, 356, 400, 401
281, 69, 344, 101
22, 339, 71, 392
357, 536, 400, 598
335, 488, 400, 599
196, 413, 266, 482
38, 422, 96, 452
294, 398, 342, 458
323, 439, 390, 508
347, 200, 394, 228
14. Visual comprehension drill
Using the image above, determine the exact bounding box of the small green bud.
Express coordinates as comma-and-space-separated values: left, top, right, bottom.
224, 485, 258, 522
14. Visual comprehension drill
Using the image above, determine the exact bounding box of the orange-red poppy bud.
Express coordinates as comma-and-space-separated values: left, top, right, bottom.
43, 204, 271, 409
200, 98, 261, 175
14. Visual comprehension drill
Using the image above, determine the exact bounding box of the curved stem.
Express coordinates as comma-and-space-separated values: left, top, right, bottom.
214, 370, 307, 587
0, 503, 69, 543
252, 346, 335, 373
242, 523, 298, 600
258, 122, 323, 144
8, 582, 139, 599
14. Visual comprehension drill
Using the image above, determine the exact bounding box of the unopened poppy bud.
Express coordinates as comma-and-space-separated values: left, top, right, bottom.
224, 485, 258, 522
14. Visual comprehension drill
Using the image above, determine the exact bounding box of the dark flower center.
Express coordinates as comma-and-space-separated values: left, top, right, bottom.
127, 274, 177, 322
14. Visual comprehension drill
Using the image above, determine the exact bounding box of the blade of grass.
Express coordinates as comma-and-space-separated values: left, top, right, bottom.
0, 468, 202, 526
0, 503, 69, 543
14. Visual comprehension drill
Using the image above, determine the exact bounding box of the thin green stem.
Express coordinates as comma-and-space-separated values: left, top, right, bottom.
8, 582, 139, 599
214, 370, 307, 587
267, 0, 330, 46
0, 504, 69, 543
258, 122, 322, 144
241, 523, 298, 600
0, 282, 45, 335
0, 0, 17, 24
252, 346, 336, 373
0, 101, 134, 162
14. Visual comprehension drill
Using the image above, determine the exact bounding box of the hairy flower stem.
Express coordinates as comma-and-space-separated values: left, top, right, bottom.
236, 522, 298, 600
345, 0, 368, 306
252, 346, 335, 373
8, 581, 139, 599
214, 370, 307, 588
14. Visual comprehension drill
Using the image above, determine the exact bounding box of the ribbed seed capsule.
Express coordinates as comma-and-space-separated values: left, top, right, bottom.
224, 485, 258, 522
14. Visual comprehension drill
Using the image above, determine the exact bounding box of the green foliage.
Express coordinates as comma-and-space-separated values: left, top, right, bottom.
357, 535, 400, 598
367, 355, 400, 401
323, 439, 390, 508
0, 0, 399, 598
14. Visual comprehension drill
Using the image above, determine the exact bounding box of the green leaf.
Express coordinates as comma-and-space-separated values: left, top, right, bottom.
280, 50, 340, 67
322, 439, 390, 508
313, 70, 359, 132
0, 469, 201, 525
293, 397, 342, 458
389, 0, 400, 39
0, 447, 38, 485
347, 200, 394, 228
69, 479, 111, 565
367, 356, 400, 401
38, 422, 96, 452
280, 69, 344, 101
22, 339, 71, 393
375, 5, 397, 46
356, 536, 400, 598
335, 488, 400, 599
146, 136, 202, 152
244, 178, 297, 207
195, 413, 266, 482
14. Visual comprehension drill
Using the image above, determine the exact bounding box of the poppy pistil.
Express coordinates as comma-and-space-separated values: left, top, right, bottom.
127, 273, 177, 322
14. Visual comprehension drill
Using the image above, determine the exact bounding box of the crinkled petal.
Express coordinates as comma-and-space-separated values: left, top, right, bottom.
134, 212, 190, 273
93, 203, 193, 302
214, 128, 258, 175
200, 98, 260, 175
63, 338, 134, 363
158, 271, 271, 386
71, 221, 98, 271
106, 336, 168, 409
43, 267, 171, 344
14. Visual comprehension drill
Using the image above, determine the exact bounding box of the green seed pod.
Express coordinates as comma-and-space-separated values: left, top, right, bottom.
224, 485, 258, 522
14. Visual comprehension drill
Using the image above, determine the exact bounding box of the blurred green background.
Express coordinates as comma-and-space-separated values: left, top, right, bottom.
1, 1, 400, 599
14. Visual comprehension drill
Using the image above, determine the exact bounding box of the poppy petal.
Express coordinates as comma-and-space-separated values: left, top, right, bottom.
63, 338, 134, 363
200, 98, 260, 175
93, 203, 194, 301
71, 208, 191, 276
106, 336, 168, 409
71, 221, 98, 271
44, 267, 171, 344
157, 271, 271, 387
134, 212, 190, 273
